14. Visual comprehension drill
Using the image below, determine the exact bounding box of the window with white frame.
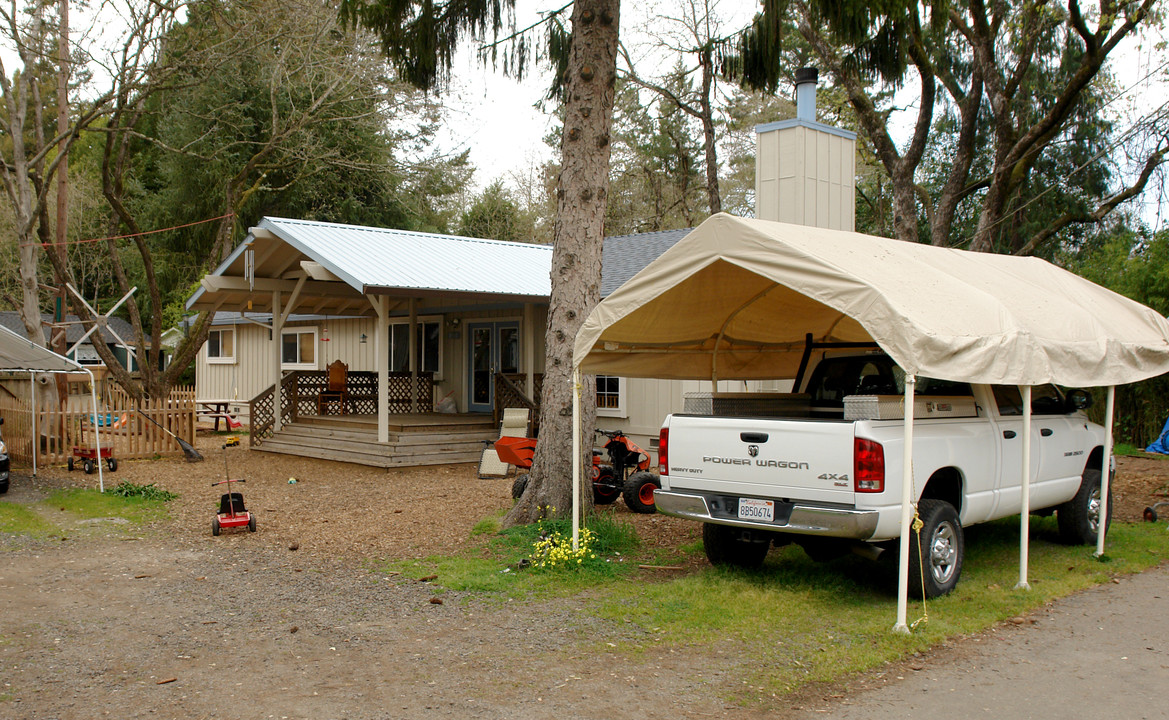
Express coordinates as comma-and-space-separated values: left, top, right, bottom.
206, 328, 235, 364
595, 375, 627, 417
389, 318, 442, 378
281, 327, 317, 370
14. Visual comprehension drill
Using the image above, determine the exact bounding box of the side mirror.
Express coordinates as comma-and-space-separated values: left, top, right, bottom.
1067, 389, 1092, 411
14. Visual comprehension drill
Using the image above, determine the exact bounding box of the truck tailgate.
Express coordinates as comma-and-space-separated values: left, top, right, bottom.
665, 415, 856, 505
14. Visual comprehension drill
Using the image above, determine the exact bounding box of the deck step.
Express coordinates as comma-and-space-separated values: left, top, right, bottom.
253, 439, 481, 467
254, 422, 499, 468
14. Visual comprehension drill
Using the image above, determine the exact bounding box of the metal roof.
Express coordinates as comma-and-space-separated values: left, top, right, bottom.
264, 217, 552, 297
0, 323, 83, 373
186, 216, 699, 316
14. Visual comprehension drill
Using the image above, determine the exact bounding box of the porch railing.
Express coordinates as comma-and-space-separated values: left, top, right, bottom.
494, 372, 542, 435
249, 370, 434, 447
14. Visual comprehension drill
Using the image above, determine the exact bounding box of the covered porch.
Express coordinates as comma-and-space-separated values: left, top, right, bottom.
187, 217, 552, 468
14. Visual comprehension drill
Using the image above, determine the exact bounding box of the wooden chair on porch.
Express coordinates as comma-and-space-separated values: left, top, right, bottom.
318, 360, 349, 415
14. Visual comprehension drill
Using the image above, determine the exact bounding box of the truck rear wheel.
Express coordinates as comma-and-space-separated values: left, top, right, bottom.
908, 499, 964, 599
703, 523, 770, 569
1057, 468, 1112, 545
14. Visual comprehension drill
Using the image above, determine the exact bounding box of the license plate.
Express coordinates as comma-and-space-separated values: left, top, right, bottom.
737, 497, 774, 522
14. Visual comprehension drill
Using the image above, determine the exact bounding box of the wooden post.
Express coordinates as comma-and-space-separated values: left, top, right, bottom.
523, 303, 535, 399
369, 295, 389, 443
408, 297, 418, 413
272, 290, 283, 432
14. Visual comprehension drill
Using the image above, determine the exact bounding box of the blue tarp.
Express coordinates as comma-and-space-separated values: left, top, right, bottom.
1146, 417, 1169, 454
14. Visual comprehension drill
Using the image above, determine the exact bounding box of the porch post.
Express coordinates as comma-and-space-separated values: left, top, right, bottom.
408, 297, 418, 413
272, 290, 283, 432
373, 295, 389, 443
523, 303, 535, 398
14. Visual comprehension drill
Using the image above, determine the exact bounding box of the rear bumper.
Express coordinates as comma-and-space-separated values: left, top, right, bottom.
655, 489, 879, 540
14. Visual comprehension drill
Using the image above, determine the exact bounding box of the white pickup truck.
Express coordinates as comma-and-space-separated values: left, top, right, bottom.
654, 351, 1111, 597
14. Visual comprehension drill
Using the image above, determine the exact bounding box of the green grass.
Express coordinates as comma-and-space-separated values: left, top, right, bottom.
0, 503, 58, 536
45, 488, 172, 524
380, 509, 643, 598
109, 481, 180, 502
590, 516, 1167, 700
1113, 442, 1148, 456
384, 511, 1167, 702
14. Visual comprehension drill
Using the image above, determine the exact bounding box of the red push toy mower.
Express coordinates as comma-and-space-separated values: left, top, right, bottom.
500, 429, 661, 513
211, 442, 255, 536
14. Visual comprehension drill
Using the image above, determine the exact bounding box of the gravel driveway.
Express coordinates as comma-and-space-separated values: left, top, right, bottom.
1, 435, 1167, 719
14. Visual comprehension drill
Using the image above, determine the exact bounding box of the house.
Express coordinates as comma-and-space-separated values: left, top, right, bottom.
187, 68, 856, 468
0, 312, 148, 371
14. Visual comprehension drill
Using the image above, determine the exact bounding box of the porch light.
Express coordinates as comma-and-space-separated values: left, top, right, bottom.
359, 333, 367, 344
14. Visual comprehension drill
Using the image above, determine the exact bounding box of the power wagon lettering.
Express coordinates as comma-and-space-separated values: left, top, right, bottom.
702, 456, 810, 469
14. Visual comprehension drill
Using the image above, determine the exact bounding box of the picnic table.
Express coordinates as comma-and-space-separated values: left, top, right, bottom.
197, 399, 241, 431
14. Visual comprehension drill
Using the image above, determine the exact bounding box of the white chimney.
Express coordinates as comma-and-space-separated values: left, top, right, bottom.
755, 67, 857, 231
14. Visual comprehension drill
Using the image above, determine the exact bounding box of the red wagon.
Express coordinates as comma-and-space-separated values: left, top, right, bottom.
68, 445, 117, 474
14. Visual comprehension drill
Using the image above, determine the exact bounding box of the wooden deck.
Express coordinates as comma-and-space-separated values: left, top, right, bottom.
252, 413, 498, 468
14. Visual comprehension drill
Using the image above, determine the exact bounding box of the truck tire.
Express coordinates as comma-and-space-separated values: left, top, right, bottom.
1057, 468, 1112, 545
703, 522, 770, 569
592, 467, 620, 505
623, 471, 660, 514
0, 478, 7, 494
908, 499, 964, 599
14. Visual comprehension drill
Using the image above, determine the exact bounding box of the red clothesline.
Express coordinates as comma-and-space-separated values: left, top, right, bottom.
27, 212, 235, 248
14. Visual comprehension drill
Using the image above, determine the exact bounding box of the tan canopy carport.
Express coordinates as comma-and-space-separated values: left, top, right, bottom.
0, 323, 105, 489
570, 213, 1169, 632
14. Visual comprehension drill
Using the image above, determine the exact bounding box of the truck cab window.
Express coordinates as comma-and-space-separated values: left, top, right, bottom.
992, 384, 1067, 416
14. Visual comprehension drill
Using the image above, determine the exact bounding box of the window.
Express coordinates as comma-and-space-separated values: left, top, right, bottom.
281, 328, 317, 370
206, 328, 235, 364
992, 385, 1067, 416
390, 318, 442, 378
596, 375, 627, 418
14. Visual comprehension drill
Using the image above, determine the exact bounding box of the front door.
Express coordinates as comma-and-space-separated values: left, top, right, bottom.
467, 321, 520, 413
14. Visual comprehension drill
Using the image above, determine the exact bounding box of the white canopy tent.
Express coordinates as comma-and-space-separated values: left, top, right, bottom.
570, 213, 1169, 632
0, 323, 104, 490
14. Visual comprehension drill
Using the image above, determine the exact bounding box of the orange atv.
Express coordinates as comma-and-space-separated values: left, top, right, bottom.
498, 429, 661, 513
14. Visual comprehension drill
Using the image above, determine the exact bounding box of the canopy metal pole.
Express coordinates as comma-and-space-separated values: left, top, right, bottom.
893, 374, 916, 634
572, 367, 582, 551
30, 372, 36, 477
1095, 386, 1116, 557
1016, 386, 1032, 590
86, 367, 103, 492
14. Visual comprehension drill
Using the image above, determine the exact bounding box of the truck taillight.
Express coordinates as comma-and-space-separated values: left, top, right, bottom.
854, 437, 884, 492
658, 427, 669, 475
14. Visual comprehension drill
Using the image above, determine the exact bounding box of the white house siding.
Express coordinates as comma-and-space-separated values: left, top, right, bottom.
196, 308, 549, 419
595, 378, 769, 466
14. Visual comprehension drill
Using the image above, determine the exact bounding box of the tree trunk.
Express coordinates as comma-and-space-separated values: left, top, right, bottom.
698, 48, 720, 215
504, 0, 619, 526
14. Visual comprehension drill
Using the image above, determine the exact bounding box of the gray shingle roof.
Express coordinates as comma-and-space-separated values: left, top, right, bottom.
601, 228, 692, 297
0, 312, 140, 345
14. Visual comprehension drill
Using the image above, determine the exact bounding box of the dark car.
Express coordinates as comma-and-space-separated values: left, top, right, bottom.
0, 417, 9, 494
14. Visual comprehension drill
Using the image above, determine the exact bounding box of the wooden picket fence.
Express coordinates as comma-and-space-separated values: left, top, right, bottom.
0, 385, 196, 468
